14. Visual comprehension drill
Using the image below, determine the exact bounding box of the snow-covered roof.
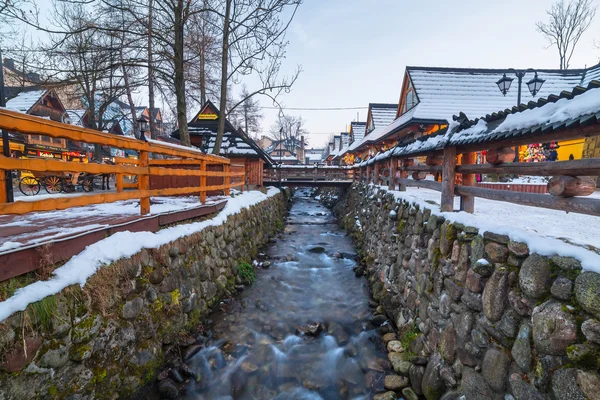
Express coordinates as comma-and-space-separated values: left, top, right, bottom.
370, 103, 398, 130
5, 89, 46, 113
306, 152, 322, 162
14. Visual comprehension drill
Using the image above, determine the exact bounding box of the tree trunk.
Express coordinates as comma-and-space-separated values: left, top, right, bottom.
119, 26, 138, 140
174, 0, 190, 146
547, 176, 596, 197
213, 0, 231, 155
199, 0, 208, 106
148, 0, 157, 140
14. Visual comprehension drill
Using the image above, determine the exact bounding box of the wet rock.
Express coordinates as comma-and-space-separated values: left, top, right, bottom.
384, 374, 409, 391
262, 261, 271, 268
382, 333, 397, 343
509, 373, 544, 400
388, 352, 407, 371
409, 364, 425, 396
482, 267, 508, 322
581, 319, 600, 345
370, 314, 388, 326
158, 378, 179, 399
373, 392, 397, 400
575, 271, 600, 319
552, 368, 586, 400
308, 246, 326, 253
461, 368, 494, 400
421, 353, 444, 400
402, 387, 419, 400
296, 322, 323, 336
184, 344, 203, 360
169, 369, 184, 383
532, 300, 577, 355
551, 276, 573, 300
387, 340, 403, 353
519, 254, 552, 299
511, 322, 532, 373
394, 360, 412, 375
482, 348, 510, 392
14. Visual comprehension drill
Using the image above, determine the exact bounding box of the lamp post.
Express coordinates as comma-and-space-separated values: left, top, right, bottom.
137, 117, 149, 142
496, 69, 546, 162
0, 50, 14, 202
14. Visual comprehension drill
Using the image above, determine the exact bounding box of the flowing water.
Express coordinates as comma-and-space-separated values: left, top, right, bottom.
161, 190, 390, 399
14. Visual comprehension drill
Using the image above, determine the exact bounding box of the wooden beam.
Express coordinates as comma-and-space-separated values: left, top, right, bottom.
0, 156, 145, 175
456, 158, 600, 176
224, 164, 231, 196
396, 178, 443, 192
441, 147, 457, 212
460, 152, 476, 213
0, 170, 6, 204
405, 165, 442, 173
139, 151, 150, 215
455, 185, 600, 216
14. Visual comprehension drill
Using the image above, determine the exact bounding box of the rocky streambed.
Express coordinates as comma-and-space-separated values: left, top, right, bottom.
144, 190, 400, 400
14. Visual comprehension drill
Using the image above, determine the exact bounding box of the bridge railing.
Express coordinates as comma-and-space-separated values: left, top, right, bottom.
0, 108, 244, 215
264, 165, 355, 183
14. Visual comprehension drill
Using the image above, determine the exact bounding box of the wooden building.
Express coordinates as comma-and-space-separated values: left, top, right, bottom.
172, 101, 273, 187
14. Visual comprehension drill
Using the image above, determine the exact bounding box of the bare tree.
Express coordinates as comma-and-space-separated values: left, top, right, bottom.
270, 114, 306, 148
537, 0, 597, 70
211, 0, 302, 154
229, 85, 263, 138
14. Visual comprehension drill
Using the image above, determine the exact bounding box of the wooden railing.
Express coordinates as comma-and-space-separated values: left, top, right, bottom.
264, 165, 355, 182
355, 151, 600, 217
0, 108, 244, 215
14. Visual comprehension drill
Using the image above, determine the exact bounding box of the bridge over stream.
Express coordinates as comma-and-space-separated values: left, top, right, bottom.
263, 165, 355, 187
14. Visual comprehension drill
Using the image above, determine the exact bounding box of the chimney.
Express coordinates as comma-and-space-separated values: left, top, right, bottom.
299, 135, 305, 164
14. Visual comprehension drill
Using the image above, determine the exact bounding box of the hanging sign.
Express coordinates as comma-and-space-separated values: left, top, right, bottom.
197, 113, 218, 120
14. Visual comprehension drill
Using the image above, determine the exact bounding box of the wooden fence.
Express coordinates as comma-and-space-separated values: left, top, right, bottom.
356, 153, 600, 217
0, 109, 244, 215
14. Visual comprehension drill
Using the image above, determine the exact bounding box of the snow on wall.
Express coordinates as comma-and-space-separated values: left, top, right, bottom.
0, 188, 281, 322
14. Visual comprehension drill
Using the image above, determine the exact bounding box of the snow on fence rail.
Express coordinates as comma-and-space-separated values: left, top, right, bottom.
0, 109, 245, 215
263, 165, 355, 182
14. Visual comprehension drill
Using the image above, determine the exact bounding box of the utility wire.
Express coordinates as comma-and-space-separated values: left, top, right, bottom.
259, 106, 368, 111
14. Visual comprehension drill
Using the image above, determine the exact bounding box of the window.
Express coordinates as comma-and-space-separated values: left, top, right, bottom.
42, 135, 51, 143
402, 80, 418, 113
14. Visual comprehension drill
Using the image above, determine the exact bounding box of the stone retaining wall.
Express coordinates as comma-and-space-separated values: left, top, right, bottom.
334, 183, 600, 400
0, 189, 289, 399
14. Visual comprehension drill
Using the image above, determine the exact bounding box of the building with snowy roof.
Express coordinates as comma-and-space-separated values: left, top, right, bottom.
171, 101, 273, 187
349, 63, 600, 163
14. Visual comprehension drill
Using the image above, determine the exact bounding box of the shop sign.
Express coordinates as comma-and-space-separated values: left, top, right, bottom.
197, 113, 218, 120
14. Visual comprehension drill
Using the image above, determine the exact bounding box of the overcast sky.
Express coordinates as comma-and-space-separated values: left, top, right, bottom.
261, 0, 600, 148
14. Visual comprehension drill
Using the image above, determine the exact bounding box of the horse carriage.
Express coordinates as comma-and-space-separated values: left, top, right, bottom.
18, 170, 99, 196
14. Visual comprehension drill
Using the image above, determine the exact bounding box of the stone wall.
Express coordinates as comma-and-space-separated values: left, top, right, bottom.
0, 189, 289, 399
334, 183, 600, 400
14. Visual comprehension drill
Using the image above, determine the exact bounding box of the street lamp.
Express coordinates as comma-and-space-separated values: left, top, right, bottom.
137, 117, 149, 142
496, 68, 546, 161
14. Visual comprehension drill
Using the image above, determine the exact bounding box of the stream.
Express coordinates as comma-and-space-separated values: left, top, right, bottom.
155, 190, 390, 399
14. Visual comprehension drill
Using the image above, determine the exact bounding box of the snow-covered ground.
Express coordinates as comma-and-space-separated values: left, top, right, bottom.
373, 185, 600, 272
0, 188, 281, 322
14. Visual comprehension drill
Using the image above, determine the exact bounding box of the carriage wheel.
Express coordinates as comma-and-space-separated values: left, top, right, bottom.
82, 176, 95, 192
19, 177, 41, 196
44, 176, 64, 194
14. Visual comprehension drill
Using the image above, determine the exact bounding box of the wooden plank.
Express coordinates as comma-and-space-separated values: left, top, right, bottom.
0, 170, 6, 204
396, 178, 443, 191
116, 173, 123, 193
456, 158, 600, 176
200, 161, 207, 203
114, 156, 139, 165
405, 165, 443, 173
460, 152, 476, 213
139, 151, 150, 215
455, 185, 600, 216
0, 155, 146, 175
148, 167, 245, 178
0, 108, 228, 163
441, 147, 457, 212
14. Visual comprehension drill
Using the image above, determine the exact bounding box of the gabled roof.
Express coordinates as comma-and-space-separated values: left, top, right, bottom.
369, 103, 398, 129
350, 121, 366, 142
5, 87, 47, 113
172, 101, 274, 165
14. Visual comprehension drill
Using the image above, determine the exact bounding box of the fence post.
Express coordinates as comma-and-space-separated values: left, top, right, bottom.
441, 146, 457, 212
224, 164, 230, 196
374, 162, 380, 186
139, 150, 150, 215
0, 169, 6, 203
388, 158, 395, 190
313, 165, 317, 182
200, 160, 207, 204
460, 152, 476, 213
116, 170, 123, 193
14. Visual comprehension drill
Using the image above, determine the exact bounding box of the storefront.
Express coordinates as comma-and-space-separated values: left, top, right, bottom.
63, 151, 89, 162
0, 137, 26, 158
25, 144, 65, 160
